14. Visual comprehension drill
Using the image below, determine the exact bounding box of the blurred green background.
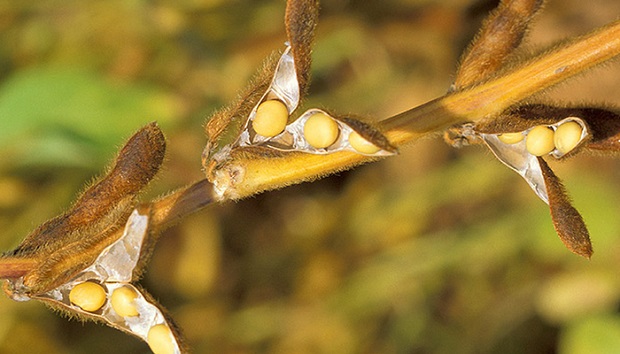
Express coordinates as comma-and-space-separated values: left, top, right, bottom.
1, 0, 620, 353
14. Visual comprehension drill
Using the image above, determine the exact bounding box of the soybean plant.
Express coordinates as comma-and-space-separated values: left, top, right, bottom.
1, 0, 620, 353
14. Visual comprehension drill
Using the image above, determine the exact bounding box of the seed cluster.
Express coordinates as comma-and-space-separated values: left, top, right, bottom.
251, 100, 383, 154
497, 119, 585, 157
68, 282, 177, 354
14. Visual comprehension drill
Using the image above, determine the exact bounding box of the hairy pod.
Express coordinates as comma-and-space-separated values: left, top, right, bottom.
454, 0, 545, 89
538, 157, 592, 258
285, 0, 319, 95
4, 123, 166, 295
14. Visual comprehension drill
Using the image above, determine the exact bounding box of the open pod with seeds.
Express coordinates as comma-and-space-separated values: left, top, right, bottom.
1, 0, 620, 351
440, 0, 620, 259
203, 0, 396, 200
1, 123, 186, 354
445, 103, 620, 258
477, 116, 590, 203
6, 209, 184, 354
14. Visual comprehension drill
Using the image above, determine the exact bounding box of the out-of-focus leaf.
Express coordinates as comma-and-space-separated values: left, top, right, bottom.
0, 67, 180, 167
536, 271, 620, 324
559, 315, 620, 354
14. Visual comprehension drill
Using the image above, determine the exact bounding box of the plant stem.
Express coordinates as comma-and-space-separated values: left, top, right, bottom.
382, 19, 620, 145
147, 179, 216, 234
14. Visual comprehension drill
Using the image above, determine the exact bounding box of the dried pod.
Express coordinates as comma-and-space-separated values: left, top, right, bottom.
477, 127, 593, 258
453, 105, 598, 257
574, 107, 620, 153
476, 104, 569, 135
285, 0, 319, 95
454, 0, 544, 89
477, 116, 590, 203
203, 53, 277, 164
4, 123, 166, 295
538, 158, 593, 258
205, 0, 319, 162
5, 209, 186, 353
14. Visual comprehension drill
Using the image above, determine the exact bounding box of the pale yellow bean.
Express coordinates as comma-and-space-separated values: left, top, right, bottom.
525, 125, 555, 156
111, 286, 139, 317
498, 132, 524, 144
303, 112, 339, 148
252, 100, 289, 137
554, 120, 583, 154
348, 131, 380, 154
69, 282, 107, 312
147, 324, 176, 354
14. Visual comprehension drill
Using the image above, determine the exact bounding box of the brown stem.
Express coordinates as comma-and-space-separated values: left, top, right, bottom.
147, 179, 217, 234
382, 19, 620, 145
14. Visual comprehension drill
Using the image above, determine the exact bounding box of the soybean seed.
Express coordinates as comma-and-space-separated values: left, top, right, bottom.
69, 282, 107, 312
148, 324, 176, 354
349, 131, 380, 154
111, 286, 139, 317
554, 120, 583, 154
252, 100, 289, 137
303, 112, 339, 149
498, 132, 524, 144
525, 125, 555, 156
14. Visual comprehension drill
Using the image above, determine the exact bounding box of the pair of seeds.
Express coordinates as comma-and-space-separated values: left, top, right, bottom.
69, 282, 176, 354
69, 281, 138, 316
252, 99, 380, 154
498, 120, 583, 156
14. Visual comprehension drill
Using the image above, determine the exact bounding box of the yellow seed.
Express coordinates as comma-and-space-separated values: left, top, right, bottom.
111, 286, 139, 317
303, 112, 340, 148
148, 324, 176, 354
554, 121, 583, 154
498, 132, 524, 144
525, 125, 555, 156
348, 131, 380, 154
69, 282, 107, 312
252, 100, 289, 137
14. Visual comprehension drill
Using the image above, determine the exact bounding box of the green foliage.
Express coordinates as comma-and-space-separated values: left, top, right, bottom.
0, 67, 178, 169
